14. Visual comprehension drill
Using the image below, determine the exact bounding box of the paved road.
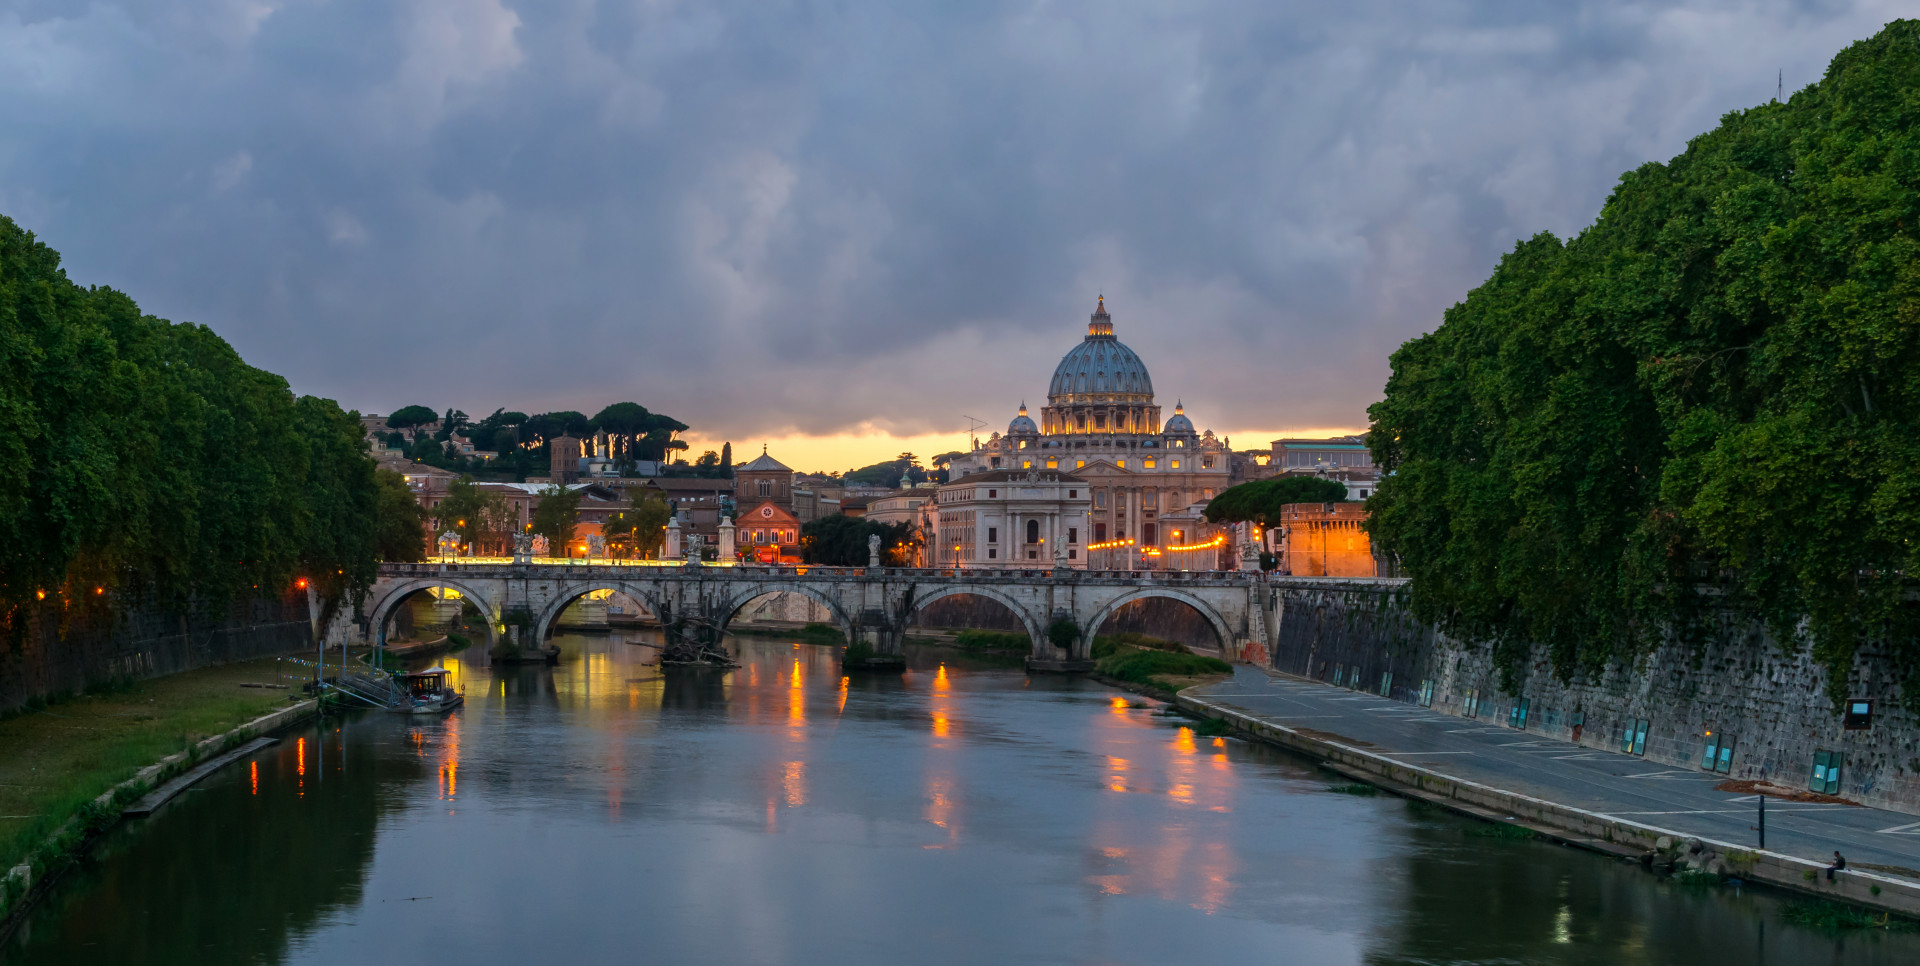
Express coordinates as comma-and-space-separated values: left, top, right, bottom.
1191, 666, 1920, 879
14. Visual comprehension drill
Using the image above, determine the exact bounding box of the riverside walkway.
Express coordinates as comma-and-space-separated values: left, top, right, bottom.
1184, 666, 1920, 908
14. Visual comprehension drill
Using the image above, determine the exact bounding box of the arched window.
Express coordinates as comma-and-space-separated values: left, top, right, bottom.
757, 479, 771, 497
1026, 519, 1039, 544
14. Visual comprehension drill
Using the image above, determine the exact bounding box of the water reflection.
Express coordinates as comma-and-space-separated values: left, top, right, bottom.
7, 631, 1919, 966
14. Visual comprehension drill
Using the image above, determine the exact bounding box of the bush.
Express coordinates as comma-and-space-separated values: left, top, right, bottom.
798, 622, 846, 644
1095, 648, 1230, 690
1091, 632, 1188, 659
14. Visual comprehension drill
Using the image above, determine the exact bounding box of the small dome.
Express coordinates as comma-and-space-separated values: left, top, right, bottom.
1163, 401, 1194, 435
1008, 402, 1038, 435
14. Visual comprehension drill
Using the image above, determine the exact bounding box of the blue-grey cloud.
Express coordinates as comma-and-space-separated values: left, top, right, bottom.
0, 0, 1901, 440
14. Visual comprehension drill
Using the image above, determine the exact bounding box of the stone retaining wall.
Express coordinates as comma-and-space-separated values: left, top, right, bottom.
0, 591, 312, 713
1267, 577, 1920, 814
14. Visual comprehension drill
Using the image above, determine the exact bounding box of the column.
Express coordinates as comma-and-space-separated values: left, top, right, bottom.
665, 516, 682, 559
717, 515, 735, 562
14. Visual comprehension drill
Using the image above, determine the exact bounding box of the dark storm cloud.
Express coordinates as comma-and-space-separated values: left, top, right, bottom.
0, 1, 1901, 438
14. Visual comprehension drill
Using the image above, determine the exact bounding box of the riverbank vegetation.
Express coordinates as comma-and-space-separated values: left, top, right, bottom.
1094, 646, 1231, 693
1365, 22, 1920, 702
0, 657, 297, 875
0, 215, 410, 624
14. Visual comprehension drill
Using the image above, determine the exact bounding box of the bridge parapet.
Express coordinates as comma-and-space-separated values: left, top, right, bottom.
341, 562, 1276, 670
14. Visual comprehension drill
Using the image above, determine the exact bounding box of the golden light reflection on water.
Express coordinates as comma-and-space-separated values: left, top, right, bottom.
1081, 698, 1241, 910
783, 760, 806, 807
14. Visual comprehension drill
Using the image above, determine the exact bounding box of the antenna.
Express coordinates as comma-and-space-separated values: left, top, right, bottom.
1778, 69, 1782, 102
961, 414, 988, 450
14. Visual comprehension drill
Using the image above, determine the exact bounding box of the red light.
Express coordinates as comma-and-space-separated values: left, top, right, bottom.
296, 578, 309, 589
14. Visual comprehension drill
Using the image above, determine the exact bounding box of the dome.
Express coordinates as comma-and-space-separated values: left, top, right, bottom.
1008, 402, 1038, 435
1048, 296, 1154, 399
1163, 401, 1194, 435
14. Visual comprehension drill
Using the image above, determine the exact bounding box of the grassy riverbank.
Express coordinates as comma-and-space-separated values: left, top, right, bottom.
1093, 637, 1231, 696
0, 656, 306, 873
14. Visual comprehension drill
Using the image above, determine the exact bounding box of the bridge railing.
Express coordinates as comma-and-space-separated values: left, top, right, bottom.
374, 561, 1265, 583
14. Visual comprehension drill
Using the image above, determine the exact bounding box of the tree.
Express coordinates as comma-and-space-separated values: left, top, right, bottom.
0, 214, 384, 617
1365, 21, 1920, 704
386, 405, 437, 430
602, 494, 672, 559
431, 476, 509, 552
799, 515, 915, 566
1204, 476, 1349, 523
930, 451, 964, 467
372, 469, 427, 561
530, 485, 581, 557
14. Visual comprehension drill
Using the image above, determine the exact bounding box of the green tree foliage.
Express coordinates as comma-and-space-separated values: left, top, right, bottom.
843, 456, 927, 487
1204, 476, 1350, 523
601, 494, 672, 558
386, 405, 437, 429
0, 215, 382, 613
799, 515, 916, 566
529, 485, 581, 556
431, 476, 511, 552
372, 470, 426, 562
1366, 22, 1920, 703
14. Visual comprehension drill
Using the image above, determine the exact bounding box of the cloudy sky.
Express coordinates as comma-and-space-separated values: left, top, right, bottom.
0, 1, 1902, 470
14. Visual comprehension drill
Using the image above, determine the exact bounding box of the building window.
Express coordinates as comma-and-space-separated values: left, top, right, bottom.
987, 527, 998, 543
1068, 527, 1078, 543
1170, 529, 1184, 543
1202, 489, 1213, 499
1094, 491, 1106, 508
1095, 523, 1107, 542
1810, 750, 1842, 794
1026, 520, 1040, 544
1028, 550, 1038, 559
1022, 460, 1032, 469
1202, 457, 1214, 468
758, 479, 771, 497
1068, 549, 1076, 559
988, 548, 998, 559
1144, 458, 1156, 469
1117, 459, 1126, 468
1068, 489, 1077, 498
1047, 458, 1057, 468
1076, 460, 1085, 468
1143, 523, 1157, 545
988, 489, 997, 498
1171, 459, 1181, 469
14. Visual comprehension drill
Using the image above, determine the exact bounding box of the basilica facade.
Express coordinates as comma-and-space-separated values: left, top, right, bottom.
942, 297, 1232, 567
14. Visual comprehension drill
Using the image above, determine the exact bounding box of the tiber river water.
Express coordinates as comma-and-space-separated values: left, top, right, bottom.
7, 631, 1918, 965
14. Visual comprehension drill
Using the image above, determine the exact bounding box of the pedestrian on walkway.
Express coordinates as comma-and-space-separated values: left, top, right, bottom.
1827, 851, 1847, 882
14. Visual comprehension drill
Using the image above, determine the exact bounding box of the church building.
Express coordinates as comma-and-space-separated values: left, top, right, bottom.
943, 297, 1232, 565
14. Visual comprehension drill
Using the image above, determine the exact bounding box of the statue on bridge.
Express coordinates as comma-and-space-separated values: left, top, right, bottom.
686, 533, 705, 566
868, 533, 882, 569
531, 534, 550, 557
437, 531, 461, 559
587, 533, 605, 559
512, 529, 534, 563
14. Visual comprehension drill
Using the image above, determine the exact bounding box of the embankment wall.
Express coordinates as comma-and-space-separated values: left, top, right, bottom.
0, 591, 312, 713
1267, 577, 1920, 813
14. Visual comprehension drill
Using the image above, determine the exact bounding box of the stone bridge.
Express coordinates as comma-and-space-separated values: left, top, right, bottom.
327, 562, 1282, 670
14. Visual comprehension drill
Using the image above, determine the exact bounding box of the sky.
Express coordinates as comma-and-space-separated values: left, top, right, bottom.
0, 1, 1905, 473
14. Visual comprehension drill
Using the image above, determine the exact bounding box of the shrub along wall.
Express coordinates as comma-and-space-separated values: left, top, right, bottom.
1270, 577, 1920, 813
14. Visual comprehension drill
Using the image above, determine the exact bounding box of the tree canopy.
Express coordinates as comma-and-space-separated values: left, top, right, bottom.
1365, 21, 1920, 703
800, 515, 918, 566
1204, 476, 1350, 523
0, 214, 383, 614
386, 405, 437, 429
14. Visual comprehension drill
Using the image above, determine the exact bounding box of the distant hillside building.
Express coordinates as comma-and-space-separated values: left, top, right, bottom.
1278, 502, 1377, 577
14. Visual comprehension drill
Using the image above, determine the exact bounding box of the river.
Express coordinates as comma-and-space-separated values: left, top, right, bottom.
6, 632, 1914, 965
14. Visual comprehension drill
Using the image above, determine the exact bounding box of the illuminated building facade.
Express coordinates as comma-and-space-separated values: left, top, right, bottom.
944, 297, 1233, 563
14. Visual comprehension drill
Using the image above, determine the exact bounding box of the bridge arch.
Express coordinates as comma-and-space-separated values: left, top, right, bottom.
1082, 588, 1235, 660
906, 585, 1044, 655
365, 576, 503, 651
529, 581, 662, 642
715, 582, 855, 640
